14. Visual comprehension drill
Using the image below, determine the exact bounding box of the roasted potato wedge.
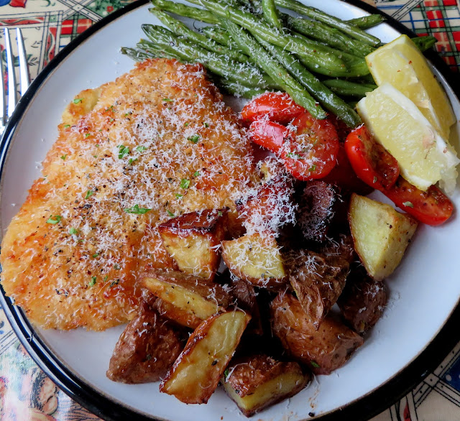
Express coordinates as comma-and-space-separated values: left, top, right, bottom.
236, 174, 296, 235
270, 291, 363, 375
221, 232, 287, 289
141, 270, 231, 328
158, 208, 227, 279
230, 277, 263, 335
106, 301, 184, 384
284, 249, 349, 328
349, 194, 418, 280
222, 354, 309, 417
318, 233, 356, 265
338, 266, 388, 334
297, 180, 342, 242
160, 310, 251, 404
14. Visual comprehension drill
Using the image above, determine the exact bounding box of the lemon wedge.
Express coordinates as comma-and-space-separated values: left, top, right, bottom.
357, 82, 459, 193
366, 34, 456, 140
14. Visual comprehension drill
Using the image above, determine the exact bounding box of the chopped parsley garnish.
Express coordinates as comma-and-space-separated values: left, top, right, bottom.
188, 134, 200, 144
61, 155, 67, 160
167, 210, 175, 217
118, 145, 130, 159
162, 98, 173, 102
286, 152, 303, 160
85, 190, 94, 199
73, 98, 83, 104
203, 122, 209, 128
180, 179, 191, 189
175, 194, 183, 199
85, 133, 91, 138
403, 201, 414, 208
46, 215, 62, 224
136, 146, 147, 153
63, 124, 71, 129
92, 253, 99, 258
193, 171, 200, 177
310, 361, 320, 368
124, 204, 151, 214
128, 158, 137, 165
69, 227, 78, 235
89, 276, 97, 287
309, 165, 317, 172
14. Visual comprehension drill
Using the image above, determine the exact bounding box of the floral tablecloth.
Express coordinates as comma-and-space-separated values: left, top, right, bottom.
0, 0, 459, 420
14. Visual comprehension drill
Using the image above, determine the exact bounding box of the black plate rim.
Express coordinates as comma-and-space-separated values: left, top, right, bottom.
0, 0, 459, 420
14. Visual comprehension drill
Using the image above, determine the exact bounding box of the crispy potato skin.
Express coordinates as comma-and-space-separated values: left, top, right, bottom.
158, 208, 228, 279
338, 266, 388, 334
297, 181, 341, 242
284, 249, 349, 328
141, 270, 231, 327
160, 310, 251, 404
270, 291, 363, 375
221, 232, 288, 289
349, 194, 418, 280
106, 301, 184, 383
223, 354, 309, 417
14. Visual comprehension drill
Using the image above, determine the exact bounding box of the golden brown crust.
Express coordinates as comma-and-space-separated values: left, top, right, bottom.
0, 59, 258, 330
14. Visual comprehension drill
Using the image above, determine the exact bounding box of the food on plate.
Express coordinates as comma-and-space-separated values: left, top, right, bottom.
158, 208, 228, 279
366, 34, 456, 139
106, 300, 185, 383
0, 58, 258, 330
160, 310, 251, 404
284, 249, 350, 328
3, 0, 459, 416
222, 354, 310, 417
349, 194, 418, 281
142, 270, 232, 328
221, 232, 288, 289
296, 180, 342, 242
270, 290, 364, 375
338, 266, 388, 334
357, 82, 459, 193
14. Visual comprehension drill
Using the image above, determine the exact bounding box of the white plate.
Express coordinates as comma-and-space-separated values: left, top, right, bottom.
1, 1, 460, 420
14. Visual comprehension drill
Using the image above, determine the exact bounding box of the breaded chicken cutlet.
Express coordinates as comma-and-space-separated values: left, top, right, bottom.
0, 59, 258, 330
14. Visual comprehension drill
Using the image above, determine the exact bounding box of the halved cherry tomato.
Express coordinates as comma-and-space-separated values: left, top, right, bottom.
345, 125, 400, 191
248, 119, 289, 154
281, 112, 339, 181
241, 92, 305, 126
384, 177, 454, 226
322, 144, 374, 196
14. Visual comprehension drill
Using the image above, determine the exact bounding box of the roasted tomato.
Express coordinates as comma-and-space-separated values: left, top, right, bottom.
240, 92, 305, 126
248, 119, 289, 154
322, 144, 374, 196
384, 177, 454, 226
344, 125, 399, 191
280, 112, 339, 181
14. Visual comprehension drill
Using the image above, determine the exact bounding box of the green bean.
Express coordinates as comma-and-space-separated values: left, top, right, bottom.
187, 0, 347, 73
151, 0, 219, 23
201, 26, 242, 51
137, 39, 184, 60
142, 24, 279, 89
322, 79, 376, 98
221, 19, 327, 120
347, 14, 385, 30
149, 8, 250, 63
285, 14, 375, 58
411, 35, 437, 52
261, 0, 282, 29
274, 0, 381, 46
295, 37, 369, 77
217, 78, 267, 98
121, 47, 155, 61
257, 36, 361, 127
